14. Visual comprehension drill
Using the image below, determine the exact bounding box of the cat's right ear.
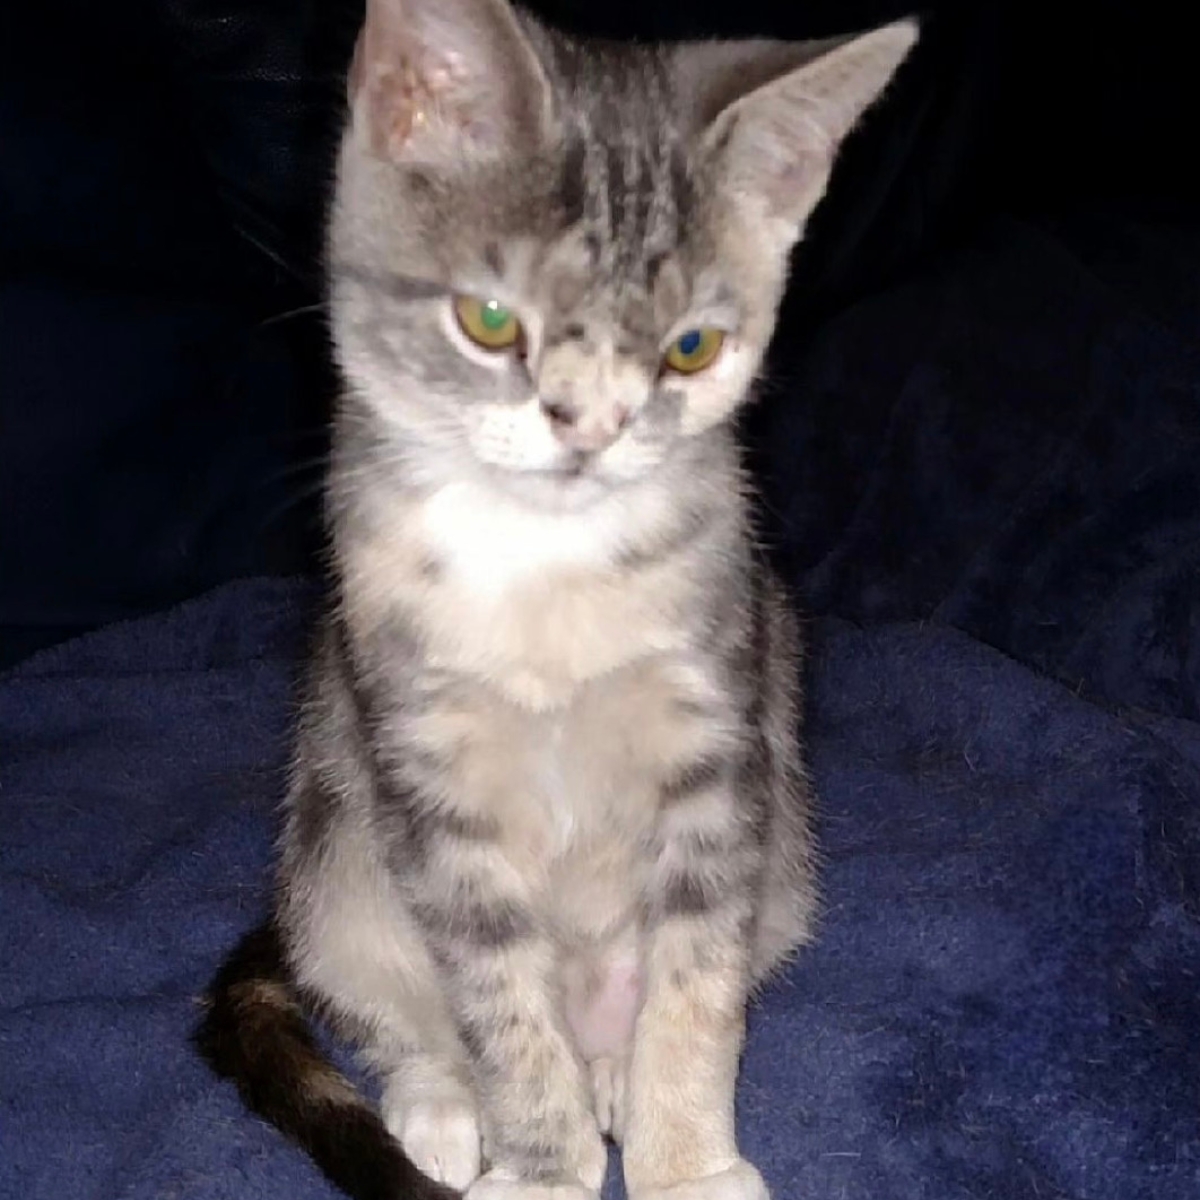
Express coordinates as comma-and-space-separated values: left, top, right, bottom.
682, 20, 919, 246
348, 0, 553, 168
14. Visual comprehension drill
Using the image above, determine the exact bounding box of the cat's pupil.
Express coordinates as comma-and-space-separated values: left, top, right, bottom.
481, 301, 510, 331
677, 330, 702, 356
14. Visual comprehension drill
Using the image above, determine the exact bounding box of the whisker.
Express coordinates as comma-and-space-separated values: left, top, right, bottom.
226, 214, 324, 290
260, 455, 332, 486
252, 477, 330, 536
259, 303, 328, 330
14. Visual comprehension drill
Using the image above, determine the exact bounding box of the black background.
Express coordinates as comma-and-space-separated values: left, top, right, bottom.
1, 0, 1194, 675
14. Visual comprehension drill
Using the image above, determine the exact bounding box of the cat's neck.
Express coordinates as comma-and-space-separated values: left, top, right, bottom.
332, 431, 748, 708
332, 418, 745, 582
420, 479, 631, 595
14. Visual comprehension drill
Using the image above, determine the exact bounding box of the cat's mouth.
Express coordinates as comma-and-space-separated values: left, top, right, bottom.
555, 450, 591, 479
516, 448, 599, 482
483, 450, 616, 509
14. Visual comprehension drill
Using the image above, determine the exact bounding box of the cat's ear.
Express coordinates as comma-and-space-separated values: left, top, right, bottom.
348, 0, 553, 167
684, 20, 918, 238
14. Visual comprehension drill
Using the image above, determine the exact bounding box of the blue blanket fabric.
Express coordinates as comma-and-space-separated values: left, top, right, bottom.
3, 577, 1197, 1199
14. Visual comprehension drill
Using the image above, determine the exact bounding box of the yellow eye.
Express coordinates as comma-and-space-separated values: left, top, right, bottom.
663, 327, 725, 375
454, 295, 522, 351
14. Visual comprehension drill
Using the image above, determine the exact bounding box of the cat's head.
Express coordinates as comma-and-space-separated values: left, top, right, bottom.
329, 0, 915, 510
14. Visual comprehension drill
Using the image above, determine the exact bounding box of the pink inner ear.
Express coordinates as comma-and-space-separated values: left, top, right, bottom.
355, 39, 491, 163
350, 3, 452, 161
738, 97, 836, 220
367, 66, 420, 159
347, 0, 553, 166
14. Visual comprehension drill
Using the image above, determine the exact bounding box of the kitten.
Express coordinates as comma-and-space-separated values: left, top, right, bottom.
196, 3, 915, 1200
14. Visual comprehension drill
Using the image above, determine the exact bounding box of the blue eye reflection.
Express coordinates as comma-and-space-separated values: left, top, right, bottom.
676, 330, 702, 356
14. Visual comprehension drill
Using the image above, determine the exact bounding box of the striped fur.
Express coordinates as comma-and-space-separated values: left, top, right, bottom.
198, 3, 917, 1199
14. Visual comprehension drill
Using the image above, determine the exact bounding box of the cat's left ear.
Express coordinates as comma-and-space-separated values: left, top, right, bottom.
684, 20, 919, 243
348, 0, 553, 168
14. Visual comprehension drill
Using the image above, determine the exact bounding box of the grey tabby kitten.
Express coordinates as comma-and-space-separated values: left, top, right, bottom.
197, 3, 916, 1200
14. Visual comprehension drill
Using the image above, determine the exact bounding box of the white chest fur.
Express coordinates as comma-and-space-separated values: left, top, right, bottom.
416, 481, 687, 708
420, 481, 622, 597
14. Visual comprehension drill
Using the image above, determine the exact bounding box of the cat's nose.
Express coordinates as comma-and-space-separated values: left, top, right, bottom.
541, 397, 631, 453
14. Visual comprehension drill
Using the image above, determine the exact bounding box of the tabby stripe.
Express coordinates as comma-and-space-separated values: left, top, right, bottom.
654, 843, 759, 918
333, 263, 446, 303
660, 867, 725, 917
412, 894, 533, 949
426, 807, 500, 843
660, 755, 727, 804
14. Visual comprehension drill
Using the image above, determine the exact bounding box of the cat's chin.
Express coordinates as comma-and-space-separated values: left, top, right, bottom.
480, 463, 618, 513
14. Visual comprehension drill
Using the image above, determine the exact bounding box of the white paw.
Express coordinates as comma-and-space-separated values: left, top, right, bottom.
387, 1097, 482, 1191
588, 1056, 627, 1142
466, 1170, 598, 1200
630, 1160, 769, 1200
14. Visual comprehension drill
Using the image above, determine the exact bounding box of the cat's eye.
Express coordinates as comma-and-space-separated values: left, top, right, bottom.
663, 327, 725, 375
454, 295, 523, 352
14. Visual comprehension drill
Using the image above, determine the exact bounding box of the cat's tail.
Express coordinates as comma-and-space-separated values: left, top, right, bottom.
194, 921, 458, 1200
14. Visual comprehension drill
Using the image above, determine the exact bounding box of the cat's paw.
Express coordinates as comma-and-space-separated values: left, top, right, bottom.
629, 1160, 769, 1200
588, 1056, 627, 1142
466, 1171, 597, 1200
385, 1096, 482, 1191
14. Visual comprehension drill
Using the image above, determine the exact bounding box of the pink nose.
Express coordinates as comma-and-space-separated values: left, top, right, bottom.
541, 398, 631, 453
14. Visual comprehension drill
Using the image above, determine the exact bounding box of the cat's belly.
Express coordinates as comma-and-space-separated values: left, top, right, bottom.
560, 933, 644, 1061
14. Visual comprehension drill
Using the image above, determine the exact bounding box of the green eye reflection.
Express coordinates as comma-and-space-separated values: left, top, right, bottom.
454, 296, 522, 350
663, 327, 724, 374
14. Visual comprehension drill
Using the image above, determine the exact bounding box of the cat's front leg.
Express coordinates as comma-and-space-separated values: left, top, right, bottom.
408, 857, 606, 1199
622, 815, 767, 1200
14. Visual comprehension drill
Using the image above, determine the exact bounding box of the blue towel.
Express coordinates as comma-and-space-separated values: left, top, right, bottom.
2, 577, 1197, 1199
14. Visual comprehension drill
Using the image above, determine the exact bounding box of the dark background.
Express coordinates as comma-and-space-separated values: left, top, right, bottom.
1, 0, 1195, 704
